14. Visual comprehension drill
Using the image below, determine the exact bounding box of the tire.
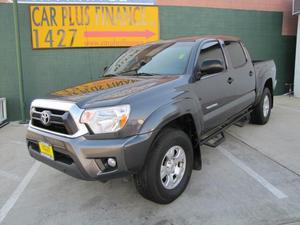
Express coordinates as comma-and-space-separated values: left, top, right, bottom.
251, 87, 272, 125
134, 128, 193, 204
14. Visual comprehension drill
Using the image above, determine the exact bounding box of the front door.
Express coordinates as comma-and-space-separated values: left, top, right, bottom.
193, 40, 235, 132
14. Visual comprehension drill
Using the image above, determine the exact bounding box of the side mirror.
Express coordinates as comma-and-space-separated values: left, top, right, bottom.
200, 59, 224, 76
103, 66, 108, 72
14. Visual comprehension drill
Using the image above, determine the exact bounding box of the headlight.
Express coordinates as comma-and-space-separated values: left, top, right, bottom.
80, 105, 130, 134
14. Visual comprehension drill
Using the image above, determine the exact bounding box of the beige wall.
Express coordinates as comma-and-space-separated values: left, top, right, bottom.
158, 0, 297, 36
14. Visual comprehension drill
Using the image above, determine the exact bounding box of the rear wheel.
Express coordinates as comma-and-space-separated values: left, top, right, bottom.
134, 128, 193, 204
251, 87, 272, 125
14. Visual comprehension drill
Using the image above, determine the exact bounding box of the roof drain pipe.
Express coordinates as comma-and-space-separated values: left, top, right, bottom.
13, 0, 26, 123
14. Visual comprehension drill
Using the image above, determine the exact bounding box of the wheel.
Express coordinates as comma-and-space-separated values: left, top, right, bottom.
134, 128, 193, 204
251, 87, 272, 125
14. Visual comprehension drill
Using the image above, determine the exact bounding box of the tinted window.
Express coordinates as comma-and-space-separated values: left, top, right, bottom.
225, 41, 247, 68
198, 41, 226, 70
105, 42, 194, 76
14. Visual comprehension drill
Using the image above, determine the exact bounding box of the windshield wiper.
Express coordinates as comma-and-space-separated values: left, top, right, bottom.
135, 72, 157, 76
118, 70, 158, 77
103, 74, 118, 77
118, 69, 138, 75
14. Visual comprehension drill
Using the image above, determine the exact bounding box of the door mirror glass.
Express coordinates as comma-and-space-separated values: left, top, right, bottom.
200, 59, 224, 75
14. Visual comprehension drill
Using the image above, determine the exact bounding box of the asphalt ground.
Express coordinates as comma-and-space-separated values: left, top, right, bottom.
0, 96, 300, 225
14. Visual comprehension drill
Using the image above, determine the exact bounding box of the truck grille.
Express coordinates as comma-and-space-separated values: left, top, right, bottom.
31, 107, 78, 135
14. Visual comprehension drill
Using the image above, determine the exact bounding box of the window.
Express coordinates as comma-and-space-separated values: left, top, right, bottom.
198, 41, 226, 70
225, 41, 247, 68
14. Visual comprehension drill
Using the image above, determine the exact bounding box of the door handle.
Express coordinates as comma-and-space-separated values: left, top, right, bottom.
249, 71, 254, 77
227, 77, 234, 84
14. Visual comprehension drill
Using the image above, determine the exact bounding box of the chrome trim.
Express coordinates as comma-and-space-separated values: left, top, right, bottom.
206, 103, 219, 110
40, 110, 51, 126
263, 95, 270, 118
31, 109, 64, 125
200, 73, 222, 80
160, 145, 186, 190
29, 99, 88, 138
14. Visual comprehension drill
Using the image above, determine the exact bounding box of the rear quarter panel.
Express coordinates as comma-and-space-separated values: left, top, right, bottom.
253, 60, 277, 104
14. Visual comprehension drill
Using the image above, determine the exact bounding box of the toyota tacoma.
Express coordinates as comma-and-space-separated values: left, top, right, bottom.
26, 36, 276, 204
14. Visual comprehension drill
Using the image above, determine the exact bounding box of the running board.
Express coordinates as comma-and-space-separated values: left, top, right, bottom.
234, 115, 250, 127
0, 120, 8, 128
199, 109, 252, 148
203, 132, 225, 148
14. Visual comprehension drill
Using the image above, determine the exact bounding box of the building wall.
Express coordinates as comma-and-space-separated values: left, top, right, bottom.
0, 5, 21, 121
158, 0, 297, 36
0, 3, 296, 121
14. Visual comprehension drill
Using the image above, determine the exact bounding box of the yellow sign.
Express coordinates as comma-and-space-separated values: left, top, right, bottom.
29, 5, 160, 49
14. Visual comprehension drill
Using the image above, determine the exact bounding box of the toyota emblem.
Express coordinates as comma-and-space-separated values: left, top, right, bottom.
41, 110, 51, 126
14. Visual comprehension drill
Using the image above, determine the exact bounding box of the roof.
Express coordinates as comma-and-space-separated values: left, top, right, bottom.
152, 35, 240, 44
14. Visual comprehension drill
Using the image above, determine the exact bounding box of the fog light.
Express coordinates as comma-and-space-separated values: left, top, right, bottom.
107, 158, 117, 167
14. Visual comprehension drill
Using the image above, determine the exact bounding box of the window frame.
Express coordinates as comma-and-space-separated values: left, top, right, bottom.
224, 41, 248, 69
194, 39, 229, 79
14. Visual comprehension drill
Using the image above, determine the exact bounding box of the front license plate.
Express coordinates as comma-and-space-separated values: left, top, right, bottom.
38, 142, 54, 160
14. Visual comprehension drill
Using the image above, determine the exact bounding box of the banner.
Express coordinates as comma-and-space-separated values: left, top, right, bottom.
21, 0, 155, 4
29, 5, 160, 49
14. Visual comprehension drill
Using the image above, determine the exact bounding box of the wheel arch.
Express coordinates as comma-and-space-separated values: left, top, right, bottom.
143, 113, 202, 171
255, 77, 274, 108
159, 114, 202, 170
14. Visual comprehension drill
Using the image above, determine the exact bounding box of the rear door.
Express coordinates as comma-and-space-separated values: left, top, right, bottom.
223, 41, 256, 112
193, 40, 236, 132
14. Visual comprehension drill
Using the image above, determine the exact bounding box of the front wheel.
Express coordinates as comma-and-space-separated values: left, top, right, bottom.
251, 87, 272, 125
134, 128, 193, 204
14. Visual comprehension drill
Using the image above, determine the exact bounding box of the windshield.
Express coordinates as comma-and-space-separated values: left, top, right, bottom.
105, 42, 194, 76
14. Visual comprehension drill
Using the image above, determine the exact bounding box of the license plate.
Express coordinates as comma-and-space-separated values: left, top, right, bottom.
38, 142, 54, 160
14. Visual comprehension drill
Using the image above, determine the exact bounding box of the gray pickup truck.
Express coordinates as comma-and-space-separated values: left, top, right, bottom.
26, 35, 276, 204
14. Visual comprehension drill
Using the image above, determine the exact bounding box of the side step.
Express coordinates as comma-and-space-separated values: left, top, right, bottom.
203, 132, 225, 148
234, 115, 250, 127
0, 120, 9, 128
199, 109, 252, 148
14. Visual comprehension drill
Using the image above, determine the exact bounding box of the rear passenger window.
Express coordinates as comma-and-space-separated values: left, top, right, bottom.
225, 41, 247, 68
198, 41, 226, 69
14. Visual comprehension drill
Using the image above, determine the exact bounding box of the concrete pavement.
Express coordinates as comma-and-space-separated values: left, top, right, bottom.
228, 95, 300, 175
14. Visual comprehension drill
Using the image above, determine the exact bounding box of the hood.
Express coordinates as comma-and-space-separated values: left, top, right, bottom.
49, 76, 179, 108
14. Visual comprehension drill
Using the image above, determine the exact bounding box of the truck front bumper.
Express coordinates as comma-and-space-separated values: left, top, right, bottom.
26, 127, 155, 182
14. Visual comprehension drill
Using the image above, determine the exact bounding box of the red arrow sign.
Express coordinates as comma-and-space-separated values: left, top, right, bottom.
84, 30, 155, 39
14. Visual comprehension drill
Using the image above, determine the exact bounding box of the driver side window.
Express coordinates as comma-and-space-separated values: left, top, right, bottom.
198, 41, 226, 72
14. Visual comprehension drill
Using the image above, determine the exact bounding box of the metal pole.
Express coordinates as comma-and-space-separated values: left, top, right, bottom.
294, 15, 300, 97
12, 0, 26, 123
